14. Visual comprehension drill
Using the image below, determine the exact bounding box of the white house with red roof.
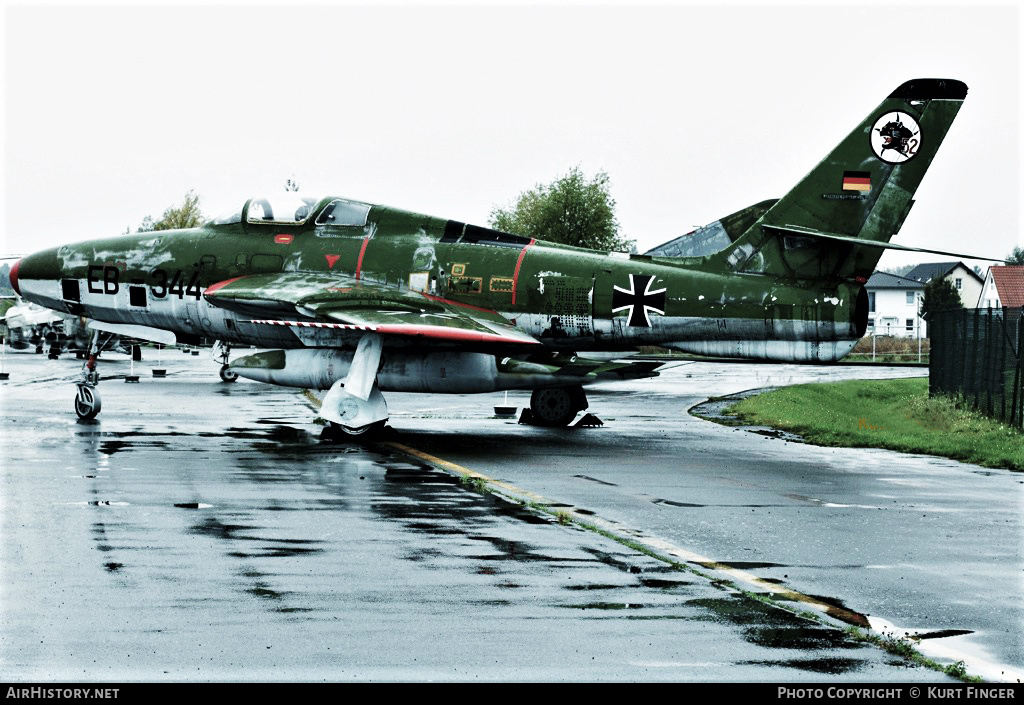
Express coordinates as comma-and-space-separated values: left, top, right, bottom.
978, 265, 1024, 309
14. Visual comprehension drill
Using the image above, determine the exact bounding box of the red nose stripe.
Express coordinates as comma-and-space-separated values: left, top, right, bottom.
10, 259, 21, 296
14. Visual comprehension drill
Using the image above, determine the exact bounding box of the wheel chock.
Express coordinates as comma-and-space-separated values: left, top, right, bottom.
570, 412, 604, 427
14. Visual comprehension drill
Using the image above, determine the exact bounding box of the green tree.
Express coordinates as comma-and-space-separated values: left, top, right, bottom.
134, 191, 204, 233
489, 167, 635, 252
1006, 246, 1024, 265
919, 276, 963, 320
153, 190, 204, 231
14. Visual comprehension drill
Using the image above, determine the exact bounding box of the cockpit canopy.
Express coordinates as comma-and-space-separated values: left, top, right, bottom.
247, 194, 319, 225
209, 195, 371, 227
315, 198, 371, 227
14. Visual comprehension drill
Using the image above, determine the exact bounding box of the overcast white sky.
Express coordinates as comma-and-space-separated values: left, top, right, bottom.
2, 1, 1021, 272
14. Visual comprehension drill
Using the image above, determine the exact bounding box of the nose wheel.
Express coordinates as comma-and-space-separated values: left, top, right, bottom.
219, 364, 238, 383
75, 384, 101, 420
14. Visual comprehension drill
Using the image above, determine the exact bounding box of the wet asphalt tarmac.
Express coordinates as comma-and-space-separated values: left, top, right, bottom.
0, 348, 1020, 683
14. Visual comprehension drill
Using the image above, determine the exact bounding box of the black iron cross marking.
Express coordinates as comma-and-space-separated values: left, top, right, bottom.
612, 274, 667, 327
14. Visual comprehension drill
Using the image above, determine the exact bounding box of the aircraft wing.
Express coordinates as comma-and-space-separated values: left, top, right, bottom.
204, 273, 540, 347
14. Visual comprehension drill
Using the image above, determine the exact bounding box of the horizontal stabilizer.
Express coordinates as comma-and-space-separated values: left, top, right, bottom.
519, 353, 665, 381
765, 225, 1007, 263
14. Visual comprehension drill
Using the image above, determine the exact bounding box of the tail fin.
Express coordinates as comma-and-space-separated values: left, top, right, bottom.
717, 78, 968, 281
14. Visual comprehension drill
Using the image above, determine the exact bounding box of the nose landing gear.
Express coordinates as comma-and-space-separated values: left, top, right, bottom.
74, 383, 101, 421
72, 328, 119, 420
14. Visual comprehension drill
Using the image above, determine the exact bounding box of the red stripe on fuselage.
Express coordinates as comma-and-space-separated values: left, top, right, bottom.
510, 238, 536, 306
355, 236, 370, 280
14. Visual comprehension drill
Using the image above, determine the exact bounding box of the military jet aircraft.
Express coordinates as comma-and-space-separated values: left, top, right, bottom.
0, 299, 122, 359
1, 300, 70, 354
11, 79, 983, 433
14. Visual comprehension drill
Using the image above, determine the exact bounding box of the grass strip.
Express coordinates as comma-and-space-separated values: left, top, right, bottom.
722, 378, 1023, 471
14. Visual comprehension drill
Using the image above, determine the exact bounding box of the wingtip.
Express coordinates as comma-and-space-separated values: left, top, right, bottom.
889, 78, 968, 100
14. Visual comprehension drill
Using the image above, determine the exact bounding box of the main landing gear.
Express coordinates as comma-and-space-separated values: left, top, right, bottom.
214, 341, 238, 383
525, 385, 590, 427
319, 333, 389, 438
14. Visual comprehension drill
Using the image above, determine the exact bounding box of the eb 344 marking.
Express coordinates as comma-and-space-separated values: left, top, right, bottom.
86, 265, 202, 300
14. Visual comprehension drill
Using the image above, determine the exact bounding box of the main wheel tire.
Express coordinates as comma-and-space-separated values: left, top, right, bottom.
320, 420, 385, 442
529, 387, 580, 427
74, 385, 101, 420
219, 364, 238, 383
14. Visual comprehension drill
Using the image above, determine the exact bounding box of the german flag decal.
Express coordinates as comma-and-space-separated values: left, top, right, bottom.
842, 171, 871, 192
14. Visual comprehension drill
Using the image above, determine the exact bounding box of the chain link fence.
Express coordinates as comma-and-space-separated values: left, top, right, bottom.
929, 307, 1024, 429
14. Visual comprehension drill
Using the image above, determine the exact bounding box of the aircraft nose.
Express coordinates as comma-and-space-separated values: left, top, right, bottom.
13, 247, 62, 280
10, 247, 65, 309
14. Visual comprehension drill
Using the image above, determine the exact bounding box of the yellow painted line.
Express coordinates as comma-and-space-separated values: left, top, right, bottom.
381, 439, 869, 628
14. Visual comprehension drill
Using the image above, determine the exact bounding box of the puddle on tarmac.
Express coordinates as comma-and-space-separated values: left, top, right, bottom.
639, 578, 694, 589
716, 561, 788, 570
915, 629, 974, 640
653, 498, 705, 508
740, 657, 866, 675
690, 596, 868, 662
247, 583, 286, 600
574, 475, 618, 486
